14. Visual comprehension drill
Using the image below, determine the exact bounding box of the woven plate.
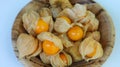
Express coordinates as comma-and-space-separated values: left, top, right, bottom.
12, 0, 115, 67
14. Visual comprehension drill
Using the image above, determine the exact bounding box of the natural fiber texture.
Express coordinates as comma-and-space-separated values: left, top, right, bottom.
12, 0, 115, 67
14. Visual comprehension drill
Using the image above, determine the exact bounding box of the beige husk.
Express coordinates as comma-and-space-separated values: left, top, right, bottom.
39, 8, 52, 17
49, 0, 73, 9
54, 3, 88, 35
37, 32, 63, 52
58, 4, 87, 22
41, 16, 54, 32
39, 8, 54, 32
27, 41, 42, 59
72, 4, 87, 21
79, 37, 103, 61
22, 10, 39, 36
50, 51, 72, 67
78, 11, 99, 32
65, 41, 82, 62
17, 33, 39, 59
85, 31, 100, 41
22, 10, 54, 36
58, 8, 76, 21
54, 17, 71, 33
50, 7, 62, 18
40, 52, 51, 64
58, 33, 74, 48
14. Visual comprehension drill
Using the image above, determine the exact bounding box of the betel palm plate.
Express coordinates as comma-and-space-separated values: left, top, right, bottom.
12, 0, 115, 67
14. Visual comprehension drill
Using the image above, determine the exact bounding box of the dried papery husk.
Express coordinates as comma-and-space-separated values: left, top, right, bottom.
72, 4, 87, 21
79, 37, 103, 61
62, 51, 72, 66
65, 41, 82, 62
50, 7, 62, 18
54, 17, 71, 33
58, 33, 73, 48
87, 18, 99, 31
22, 10, 40, 36
40, 52, 52, 64
50, 51, 72, 67
86, 31, 100, 41
49, 0, 72, 9
58, 0, 73, 9
41, 16, 54, 32
17, 33, 38, 59
27, 41, 42, 59
58, 8, 76, 21
85, 14, 99, 32
49, 0, 61, 7
78, 11, 99, 32
78, 11, 95, 24
58, 3, 87, 22
39, 8, 52, 17
22, 10, 53, 36
50, 54, 66, 67
37, 32, 63, 53
71, 22, 84, 28
82, 24, 89, 38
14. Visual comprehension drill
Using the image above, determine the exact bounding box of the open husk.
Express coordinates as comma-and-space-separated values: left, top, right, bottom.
79, 37, 103, 61
54, 17, 71, 33
50, 51, 72, 67
22, 10, 54, 36
58, 8, 76, 21
58, 4, 87, 22
37, 32, 63, 54
41, 16, 54, 32
78, 11, 99, 32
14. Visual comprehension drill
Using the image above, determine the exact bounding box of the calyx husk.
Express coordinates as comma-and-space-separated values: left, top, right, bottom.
49, 0, 73, 9
65, 41, 82, 62
17, 33, 41, 59
50, 51, 72, 67
22, 10, 54, 36
58, 33, 74, 48
79, 37, 103, 61
37, 32, 63, 54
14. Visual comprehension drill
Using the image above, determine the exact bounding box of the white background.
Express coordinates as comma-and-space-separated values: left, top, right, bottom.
0, 0, 120, 67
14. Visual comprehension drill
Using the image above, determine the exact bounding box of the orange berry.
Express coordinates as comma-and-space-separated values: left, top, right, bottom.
60, 53, 68, 64
60, 16, 71, 24
35, 19, 49, 34
67, 26, 83, 41
42, 40, 60, 55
